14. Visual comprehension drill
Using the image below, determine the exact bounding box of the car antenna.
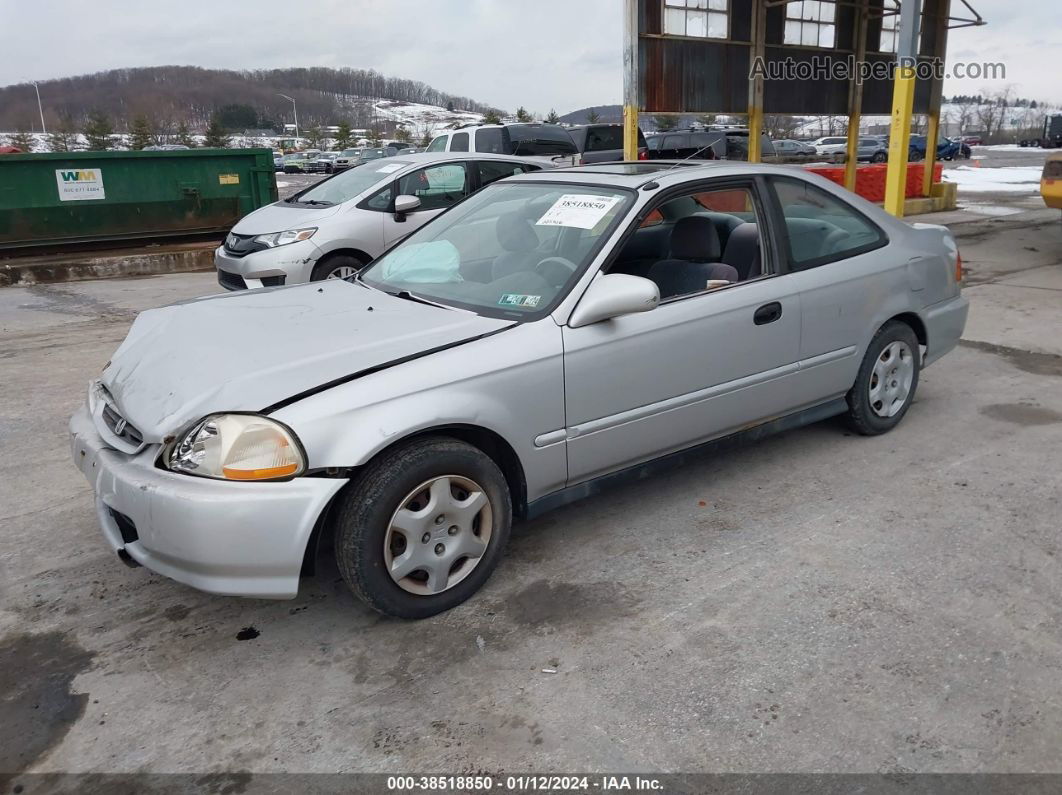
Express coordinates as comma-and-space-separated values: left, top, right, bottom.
663, 140, 722, 172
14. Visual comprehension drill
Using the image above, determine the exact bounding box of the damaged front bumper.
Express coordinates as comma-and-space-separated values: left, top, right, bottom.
214, 238, 322, 290
69, 402, 347, 599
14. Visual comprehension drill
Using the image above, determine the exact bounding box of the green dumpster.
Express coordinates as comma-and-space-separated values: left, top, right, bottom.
0, 148, 278, 250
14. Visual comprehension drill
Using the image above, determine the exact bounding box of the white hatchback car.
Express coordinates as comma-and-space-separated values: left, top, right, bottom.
214, 152, 545, 289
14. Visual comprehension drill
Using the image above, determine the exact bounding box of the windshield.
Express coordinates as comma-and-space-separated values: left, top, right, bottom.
341, 149, 361, 157
360, 182, 633, 319
283, 153, 304, 161
289, 161, 408, 205
361, 149, 385, 160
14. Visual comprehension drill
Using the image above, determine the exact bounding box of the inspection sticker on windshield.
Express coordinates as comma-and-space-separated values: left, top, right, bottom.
536, 194, 621, 229
376, 162, 404, 173
498, 293, 541, 308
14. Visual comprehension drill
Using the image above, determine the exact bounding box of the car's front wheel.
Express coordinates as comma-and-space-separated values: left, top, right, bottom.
334, 437, 512, 619
845, 320, 920, 436
311, 254, 366, 282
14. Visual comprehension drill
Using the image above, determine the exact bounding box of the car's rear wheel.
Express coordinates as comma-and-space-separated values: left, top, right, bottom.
845, 320, 920, 436
333, 437, 512, 619
872, 151, 887, 163
311, 254, 366, 282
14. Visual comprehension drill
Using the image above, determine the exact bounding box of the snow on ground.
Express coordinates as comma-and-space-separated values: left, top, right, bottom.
943, 165, 1043, 193
975, 144, 1051, 153
371, 100, 482, 135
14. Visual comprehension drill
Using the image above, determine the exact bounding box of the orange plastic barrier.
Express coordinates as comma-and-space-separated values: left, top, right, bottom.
802, 163, 942, 203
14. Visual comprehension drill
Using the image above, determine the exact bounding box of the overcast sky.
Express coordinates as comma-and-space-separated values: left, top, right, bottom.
2, 0, 1058, 112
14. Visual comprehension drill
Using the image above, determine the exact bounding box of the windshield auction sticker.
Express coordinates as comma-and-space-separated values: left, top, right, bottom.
498, 293, 541, 308
536, 194, 621, 229
376, 162, 405, 173
55, 168, 105, 201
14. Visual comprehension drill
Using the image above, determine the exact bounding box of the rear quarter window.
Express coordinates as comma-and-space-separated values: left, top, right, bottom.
770, 177, 886, 270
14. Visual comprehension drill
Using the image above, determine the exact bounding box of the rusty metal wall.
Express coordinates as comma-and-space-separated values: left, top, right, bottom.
638, 0, 944, 115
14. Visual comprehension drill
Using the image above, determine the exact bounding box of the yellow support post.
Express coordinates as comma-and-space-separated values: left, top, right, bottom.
844, 0, 869, 191
746, 0, 765, 163
844, 118, 861, 191
922, 0, 949, 196
884, 65, 917, 217
923, 110, 940, 197
622, 0, 640, 161
748, 105, 763, 164
623, 104, 640, 162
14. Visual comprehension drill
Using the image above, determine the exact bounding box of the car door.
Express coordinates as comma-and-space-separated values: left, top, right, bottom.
766, 175, 891, 402
560, 179, 805, 484
381, 161, 471, 247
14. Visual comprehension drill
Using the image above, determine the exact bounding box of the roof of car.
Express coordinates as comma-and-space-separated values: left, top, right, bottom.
505, 159, 826, 190
355, 151, 547, 167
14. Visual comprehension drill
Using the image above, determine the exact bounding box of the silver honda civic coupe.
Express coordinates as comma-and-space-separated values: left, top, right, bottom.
70, 161, 968, 618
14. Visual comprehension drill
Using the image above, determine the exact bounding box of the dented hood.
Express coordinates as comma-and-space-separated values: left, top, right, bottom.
101, 280, 511, 440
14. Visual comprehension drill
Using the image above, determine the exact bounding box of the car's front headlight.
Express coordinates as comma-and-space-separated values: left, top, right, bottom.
168, 414, 306, 481
253, 228, 317, 248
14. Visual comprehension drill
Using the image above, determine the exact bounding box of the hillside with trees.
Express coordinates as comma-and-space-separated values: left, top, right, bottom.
0, 65, 503, 134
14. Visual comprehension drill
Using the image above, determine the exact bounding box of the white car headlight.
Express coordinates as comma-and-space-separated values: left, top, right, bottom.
254, 228, 317, 248
168, 414, 306, 481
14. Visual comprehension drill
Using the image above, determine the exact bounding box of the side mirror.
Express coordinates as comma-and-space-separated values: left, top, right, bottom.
393, 194, 421, 222
569, 274, 659, 329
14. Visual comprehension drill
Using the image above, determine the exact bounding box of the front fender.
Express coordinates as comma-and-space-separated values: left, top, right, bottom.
271, 321, 568, 502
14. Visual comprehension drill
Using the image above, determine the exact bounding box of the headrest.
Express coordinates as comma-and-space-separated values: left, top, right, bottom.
670, 216, 721, 262
496, 213, 539, 252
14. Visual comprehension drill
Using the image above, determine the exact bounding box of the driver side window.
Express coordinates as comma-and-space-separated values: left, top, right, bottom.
609, 184, 767, 301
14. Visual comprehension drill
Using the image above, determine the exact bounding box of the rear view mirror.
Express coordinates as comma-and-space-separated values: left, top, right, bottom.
394, 194, 421, 222
569, 274, 659, 328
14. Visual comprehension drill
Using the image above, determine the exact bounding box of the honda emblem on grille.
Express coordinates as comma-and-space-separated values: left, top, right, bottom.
114, 417, 127, 435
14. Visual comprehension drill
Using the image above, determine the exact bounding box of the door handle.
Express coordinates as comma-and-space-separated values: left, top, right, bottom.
753, 302, 782, 325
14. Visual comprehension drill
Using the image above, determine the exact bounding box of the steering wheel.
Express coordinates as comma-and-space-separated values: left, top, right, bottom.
534, 256, 578, 288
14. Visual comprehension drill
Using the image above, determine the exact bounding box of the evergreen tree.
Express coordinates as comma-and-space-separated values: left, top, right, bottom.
586, 108, 601, 123
175, 122, 196, 147
545, 109, 560, 124
83, 111, 114, 150
334, 120, 353, 149
483, 110, 502, 125
129, 115, 154, 150
515, 106, 532, 122
394, 127, 412, 143
446, 100, 455, 112
419, 130, 433, 147
305, 125, 323, 149
203, 115, 230, 148
368, 126, 383, 146
48, 115, 79, 152
9, 129, 35, 152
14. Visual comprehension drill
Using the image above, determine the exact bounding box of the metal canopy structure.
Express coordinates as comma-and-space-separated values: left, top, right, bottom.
623, 0, 985, 216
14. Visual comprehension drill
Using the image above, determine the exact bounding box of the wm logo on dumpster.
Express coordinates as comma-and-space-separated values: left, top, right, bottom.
55, 167, 105, 201
59, 170, 100, 182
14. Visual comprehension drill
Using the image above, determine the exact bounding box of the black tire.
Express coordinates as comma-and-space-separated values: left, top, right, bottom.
333, 436, 512, 619
872, 151, 887, 163
311, 253, 367, 282
845, 320, 921, 436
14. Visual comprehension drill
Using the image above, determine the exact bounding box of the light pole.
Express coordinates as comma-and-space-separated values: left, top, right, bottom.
31, 81, 46, 135
278, 94, 298, 141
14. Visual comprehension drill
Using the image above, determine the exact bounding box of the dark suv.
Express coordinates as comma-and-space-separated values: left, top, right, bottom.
646, 129, 777, 162
568, 124, 648, 164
